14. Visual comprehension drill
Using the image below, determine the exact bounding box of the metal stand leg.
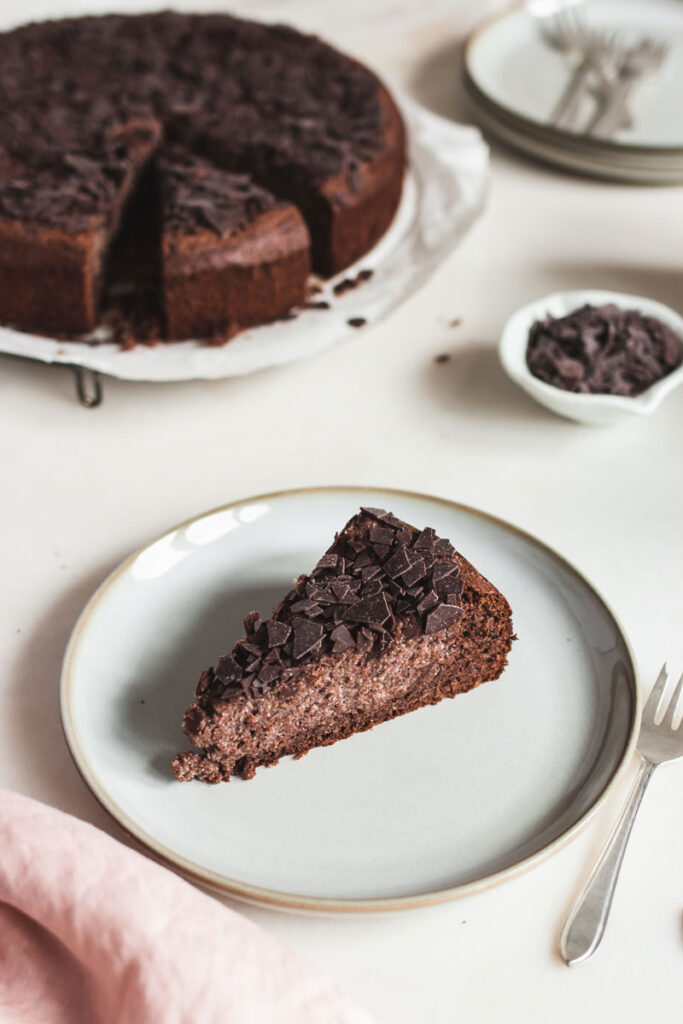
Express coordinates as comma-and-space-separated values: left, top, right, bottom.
70, 366, 103, 408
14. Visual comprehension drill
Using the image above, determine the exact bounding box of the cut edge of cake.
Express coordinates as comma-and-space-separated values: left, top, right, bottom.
157, 146, 311, 340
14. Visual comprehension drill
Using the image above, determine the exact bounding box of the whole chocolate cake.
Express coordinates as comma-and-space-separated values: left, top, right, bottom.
0, 12, 405, 340
172, 508, 514, 783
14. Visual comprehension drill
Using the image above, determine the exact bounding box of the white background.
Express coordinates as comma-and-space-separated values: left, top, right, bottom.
0, 2, 681, 1022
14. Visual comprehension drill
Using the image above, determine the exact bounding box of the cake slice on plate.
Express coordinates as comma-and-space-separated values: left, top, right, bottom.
172, 508, 514, 783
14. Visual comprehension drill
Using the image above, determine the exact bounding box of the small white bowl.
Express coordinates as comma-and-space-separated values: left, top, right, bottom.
499, 290, 683, 425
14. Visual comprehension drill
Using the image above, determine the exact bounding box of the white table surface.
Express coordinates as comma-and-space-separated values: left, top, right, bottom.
1, 1, 681, 1021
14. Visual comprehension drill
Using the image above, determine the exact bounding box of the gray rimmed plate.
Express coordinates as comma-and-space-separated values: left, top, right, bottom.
61, 487, 638, 912
464, 0, 683, 184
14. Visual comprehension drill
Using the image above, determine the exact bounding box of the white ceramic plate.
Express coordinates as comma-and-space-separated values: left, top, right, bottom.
467, 92, 683, 184
464, 0, 683, 182
61, 487, 638, 912
466, 0, 683, 150
499, 289, 683, 425
0, 101, 488, 383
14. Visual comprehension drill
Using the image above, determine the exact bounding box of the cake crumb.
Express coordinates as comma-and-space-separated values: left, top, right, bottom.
333, 268, 373, 296
434, 353, 450, 364
347, 317, 366, 328
449, 317, 462, 328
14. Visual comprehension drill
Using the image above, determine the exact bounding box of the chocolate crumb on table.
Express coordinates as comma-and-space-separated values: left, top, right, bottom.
347, 317, 367, 328
435, 353, 451, 364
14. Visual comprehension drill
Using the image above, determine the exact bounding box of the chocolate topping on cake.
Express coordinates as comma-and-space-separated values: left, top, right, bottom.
158, 147, 282, 238
0, 12, 386, 231
197, 508, 464, 705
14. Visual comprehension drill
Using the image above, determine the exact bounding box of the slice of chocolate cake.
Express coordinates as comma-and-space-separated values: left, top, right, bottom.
157, 147, 310, 339
0, 118, 160, 334
172, 508, 514, 783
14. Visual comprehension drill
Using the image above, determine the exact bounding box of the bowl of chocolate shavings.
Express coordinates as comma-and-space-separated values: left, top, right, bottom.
499, 290, 683, 425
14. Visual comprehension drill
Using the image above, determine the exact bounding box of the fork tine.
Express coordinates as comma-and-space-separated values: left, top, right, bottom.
662, 670, 683, 730
643, 663, 668, 722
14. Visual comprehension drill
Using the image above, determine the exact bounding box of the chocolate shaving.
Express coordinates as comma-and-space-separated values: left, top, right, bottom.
330, 623, 355, 652
425, 603, 462, 634
316, 553, 338, 570
214, 655, 240, 684
265, 619, 291, 647
195, 667, 214, 695
243, 611, 261, 634
343, 592, 391, 626
526, 303, 682, 396
291, 617, 324, 660
383, 547, 412, 579
258, 663, 280, 686
369, 525, 394, 546
203, 507, 464, 701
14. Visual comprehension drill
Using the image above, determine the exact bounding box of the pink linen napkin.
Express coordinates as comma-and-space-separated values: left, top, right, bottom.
0, 789, 374, 1024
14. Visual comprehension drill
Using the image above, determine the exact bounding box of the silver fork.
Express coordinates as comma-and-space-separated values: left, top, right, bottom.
588, 38, 669, 139
559, 664, 683, 966
541, 10, 622, 131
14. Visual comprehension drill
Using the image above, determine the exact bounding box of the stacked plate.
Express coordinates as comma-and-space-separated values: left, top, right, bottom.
464, 0, 683, 184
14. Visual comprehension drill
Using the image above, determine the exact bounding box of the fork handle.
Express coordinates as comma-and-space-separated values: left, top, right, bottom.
559, 758, 656, 966
551, 58, 596, 131
588, 77, 634, 138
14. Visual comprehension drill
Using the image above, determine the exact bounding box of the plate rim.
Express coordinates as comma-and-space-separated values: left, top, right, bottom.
464, 1, 683, 160
465, 79, 683, 185
60, 485, 641, 913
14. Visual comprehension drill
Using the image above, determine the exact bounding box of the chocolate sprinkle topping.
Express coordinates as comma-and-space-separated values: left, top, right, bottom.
159, 147, 281, 238
197, 508, 464, 704
0, 12, 387, 230
526, 303, 682, 397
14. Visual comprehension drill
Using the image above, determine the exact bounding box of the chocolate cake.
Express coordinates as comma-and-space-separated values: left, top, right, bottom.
0, 12, 405, 341
172, 508, 514, 783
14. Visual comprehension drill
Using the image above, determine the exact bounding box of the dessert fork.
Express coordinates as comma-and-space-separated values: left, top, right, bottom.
559, 664, 683, 966
540, 9, 621, 131
588, 38, 669, 139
